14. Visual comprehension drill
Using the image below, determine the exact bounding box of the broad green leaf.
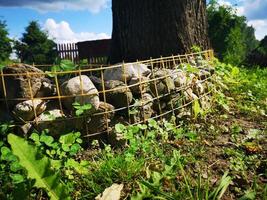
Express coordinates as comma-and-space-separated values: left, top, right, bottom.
60, 60, 76, 71
75, 109, 83, 116
59, 133, 77, 145
193, 100, 201, 118
8, 134, 70, 200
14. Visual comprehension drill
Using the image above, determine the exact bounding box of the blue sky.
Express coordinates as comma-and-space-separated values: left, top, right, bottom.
0, 0, 266, 43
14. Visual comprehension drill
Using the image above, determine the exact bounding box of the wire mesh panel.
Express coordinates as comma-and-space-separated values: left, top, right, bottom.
0, 50, 215, 141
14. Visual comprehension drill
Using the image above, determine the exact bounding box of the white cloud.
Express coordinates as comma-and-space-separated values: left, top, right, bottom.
217, 0, 232, 7
43, 18, 110, 43
0, 0, 110, 13
248, 19, 267, 40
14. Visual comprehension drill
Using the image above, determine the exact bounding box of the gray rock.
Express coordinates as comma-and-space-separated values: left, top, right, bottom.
16, 123, 33, 136
199, 70, 211, 80
13, 99, 47, 121
189, 56, 197, 66
103, 63, 151, 82
0, 64, 44, 101
192, 81, 205, 96
130, 93, 154, 123
103, 80, 133, 109
177, 107, 192, 118
36, 78, 56, 98
34, 109, 70, 136
171, 69, 187, 88
186, 73, 198, 87
90, 76, 133, 109
184, 88, 198, 102
61, 75, 100, 112
128, 76, 150, 95
150, 69, 175, 96
86, 102, 115, 135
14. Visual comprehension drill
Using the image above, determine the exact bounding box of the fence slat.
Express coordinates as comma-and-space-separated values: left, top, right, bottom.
56, 43, 79, 63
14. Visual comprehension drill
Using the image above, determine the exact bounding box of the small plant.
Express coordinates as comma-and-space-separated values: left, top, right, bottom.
47, 59, 78, 77
191, 45, 202, 53
72, 102, 92, 116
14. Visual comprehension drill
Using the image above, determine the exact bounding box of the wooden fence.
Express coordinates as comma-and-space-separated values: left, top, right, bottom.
56, 39, 111, 64
56, 43, 79, 63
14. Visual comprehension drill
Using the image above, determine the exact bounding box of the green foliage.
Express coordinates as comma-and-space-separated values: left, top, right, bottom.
0, 20, 12, 63
207, 0, 258, 65
191, 45, 202, 53
47, 59, 77, 77
8, 134, 71, 200
245, 36, 267, 67
29, 130, 88, 182
14, 21, 57, 64
215, 60, 267, 116
72, 102, 92, 116
193, 99, 202, 118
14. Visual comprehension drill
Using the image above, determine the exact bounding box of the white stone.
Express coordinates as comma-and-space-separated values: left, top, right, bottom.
13, 99, 47, 121
61, 75, 100, 111
103, 63, 151, 82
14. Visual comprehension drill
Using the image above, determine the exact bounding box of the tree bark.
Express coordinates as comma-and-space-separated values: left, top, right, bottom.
110, 0, 210, 64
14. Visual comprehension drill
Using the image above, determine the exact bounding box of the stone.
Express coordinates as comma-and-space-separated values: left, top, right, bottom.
107, 130, 126, 147
16, 123, 33, 136
199, 70, 211, 80
150, 69, 175, 96
189, 56, 197, 66
128, 76, 150, 95
171, 69, 187, 88
61, 75, 100, 112
90, 76, 133, 109
36, 78, 57, 98
103, 63, 151, 82
0, 64, 45, 100
186, 73, 198, 87
184, 88, 198, 103
104, 80, 133, 109
192, 81, 205, 96
130, 93, 154, 123
95, 183, 124, 200
86, 102, 115, 135
34, 109, 71, 136
177, 107, 192, 118
13, 99, 47, 121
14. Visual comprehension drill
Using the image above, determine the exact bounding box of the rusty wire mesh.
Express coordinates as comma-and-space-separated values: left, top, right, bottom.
0, 50, 215, 140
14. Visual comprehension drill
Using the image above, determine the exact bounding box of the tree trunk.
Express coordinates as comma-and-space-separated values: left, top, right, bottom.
110, 0, 210, 64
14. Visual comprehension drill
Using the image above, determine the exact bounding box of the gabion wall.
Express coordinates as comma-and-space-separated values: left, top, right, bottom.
0, 50, 215, 141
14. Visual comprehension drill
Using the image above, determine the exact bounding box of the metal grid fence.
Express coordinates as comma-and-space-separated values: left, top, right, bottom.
0, 50, 215, 140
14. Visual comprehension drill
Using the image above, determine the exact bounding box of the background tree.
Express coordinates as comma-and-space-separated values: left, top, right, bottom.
207, 0, 258, 64
0, 20, 12, 63
110, 0, 210, 64
14, 21, 57, 65
245, 35, 267, 67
